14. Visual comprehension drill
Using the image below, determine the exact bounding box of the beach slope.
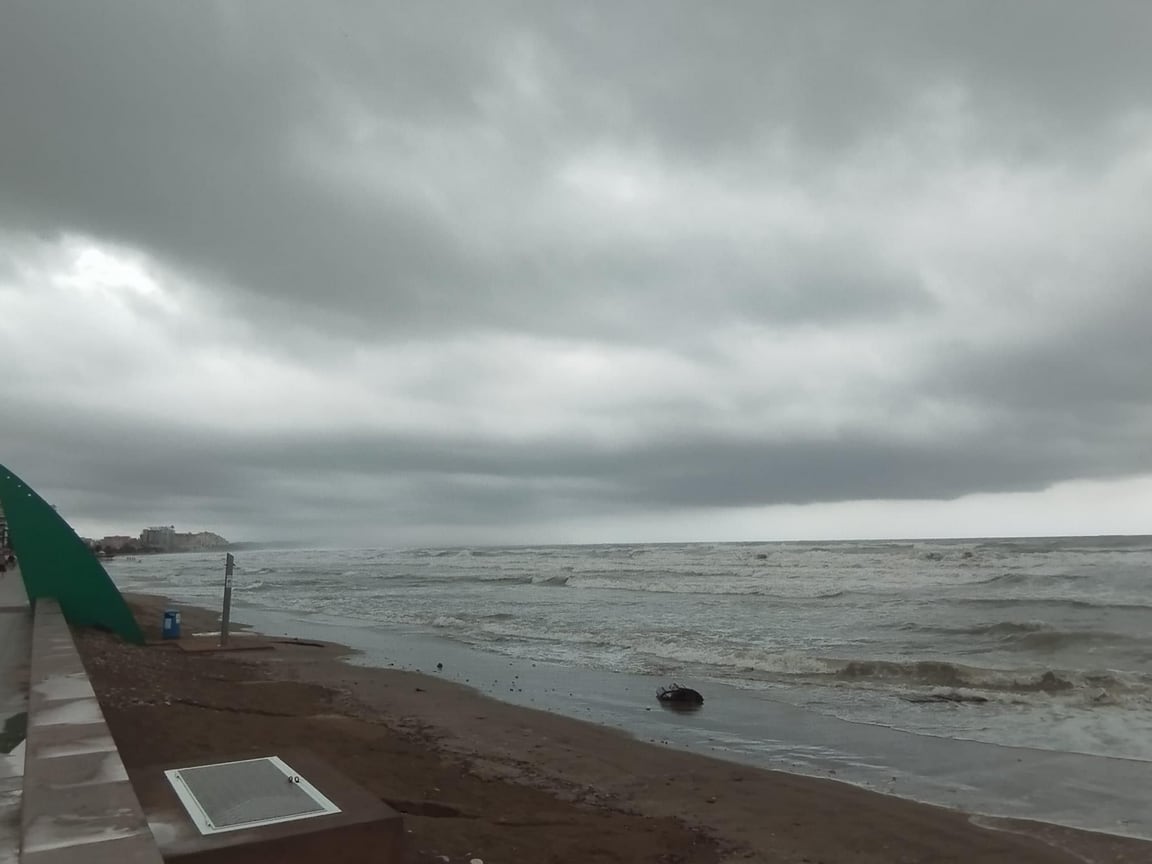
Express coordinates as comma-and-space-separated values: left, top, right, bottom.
73, 594, 1150, 863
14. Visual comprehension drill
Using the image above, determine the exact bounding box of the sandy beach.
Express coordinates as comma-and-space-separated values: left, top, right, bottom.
73, 593, 1151, 864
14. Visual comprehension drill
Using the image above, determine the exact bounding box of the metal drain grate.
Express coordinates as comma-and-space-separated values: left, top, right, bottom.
166, 756, 340, 834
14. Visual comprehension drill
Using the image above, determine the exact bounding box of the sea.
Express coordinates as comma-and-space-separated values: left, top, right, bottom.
105, 535, 1152, 838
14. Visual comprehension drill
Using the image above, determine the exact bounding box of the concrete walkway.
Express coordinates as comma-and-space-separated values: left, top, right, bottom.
0, 569, 162, 862
21, 599, 161, 863
0, 567, 30, 863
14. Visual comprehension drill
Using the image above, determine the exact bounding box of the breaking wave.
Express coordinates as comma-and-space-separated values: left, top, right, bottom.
971, 570, 1088, 587
830, 659, 1090, 692
616, 637, 1152, 698
902, 620, 1050, 637
534, 574, 570, 586
893, 621, 1148, 650
954, 597, 1152, 612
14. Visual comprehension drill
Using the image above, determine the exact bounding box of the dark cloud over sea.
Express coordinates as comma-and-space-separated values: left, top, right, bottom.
2, 2, 1150, 543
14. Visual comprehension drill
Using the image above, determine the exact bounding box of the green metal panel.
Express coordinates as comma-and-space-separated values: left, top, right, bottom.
0, 464, 144, 644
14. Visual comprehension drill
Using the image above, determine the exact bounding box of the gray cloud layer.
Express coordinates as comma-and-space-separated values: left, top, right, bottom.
2, 2, 1151, 542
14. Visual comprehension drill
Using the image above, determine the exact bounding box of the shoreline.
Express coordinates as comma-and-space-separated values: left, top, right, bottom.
222, 595, 1152, 842
77, 592, 1152, 863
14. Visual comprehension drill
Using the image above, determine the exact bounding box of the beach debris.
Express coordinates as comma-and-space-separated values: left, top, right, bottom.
436, 662, 443, 670
657, 683, 704, 707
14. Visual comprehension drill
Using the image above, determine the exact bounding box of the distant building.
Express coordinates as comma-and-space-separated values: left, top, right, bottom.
172, 531, 229, 551
139, 525, 228, 552
98, 535, 136, 551
140, 525, 177, 550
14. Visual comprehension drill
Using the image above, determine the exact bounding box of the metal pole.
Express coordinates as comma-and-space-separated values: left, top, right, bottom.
220, 552, 234, 646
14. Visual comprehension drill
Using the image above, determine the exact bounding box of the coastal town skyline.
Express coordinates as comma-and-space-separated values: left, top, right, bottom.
3, 3, 1151, 546
87, 525, 230, 554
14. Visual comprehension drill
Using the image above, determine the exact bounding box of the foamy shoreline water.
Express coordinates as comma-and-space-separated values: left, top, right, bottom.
186, 601, 1152, 840
107, 536, 1152, 760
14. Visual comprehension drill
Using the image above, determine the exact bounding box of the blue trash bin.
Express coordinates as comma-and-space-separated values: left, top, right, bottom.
162, 609, 181, 640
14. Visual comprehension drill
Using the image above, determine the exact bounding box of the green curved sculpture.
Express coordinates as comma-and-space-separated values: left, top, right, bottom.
0, 463, 144, 644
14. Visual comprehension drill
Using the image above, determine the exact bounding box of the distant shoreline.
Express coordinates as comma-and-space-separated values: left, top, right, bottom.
96, 546, 231, 558
97, 541, 311, 557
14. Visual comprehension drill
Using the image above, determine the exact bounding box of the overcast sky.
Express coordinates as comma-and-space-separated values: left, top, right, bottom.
2, 2, 1150, 546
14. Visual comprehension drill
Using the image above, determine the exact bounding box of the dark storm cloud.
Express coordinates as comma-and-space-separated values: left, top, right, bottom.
7, 385, 1147, 541
544, 2, 1152, 157
944, 264, 1152, 413
0, 4, 480, 330
3, 2, 1152, 540
9, 2, 1145, 337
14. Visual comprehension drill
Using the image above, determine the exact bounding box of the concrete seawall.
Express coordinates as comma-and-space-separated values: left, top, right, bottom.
20, 598, 161, 863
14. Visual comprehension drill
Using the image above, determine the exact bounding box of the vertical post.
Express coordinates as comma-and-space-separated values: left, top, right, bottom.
220, 552, 234, 647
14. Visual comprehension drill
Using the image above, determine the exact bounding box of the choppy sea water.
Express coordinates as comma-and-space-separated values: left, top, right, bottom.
105, 536, 1152, 766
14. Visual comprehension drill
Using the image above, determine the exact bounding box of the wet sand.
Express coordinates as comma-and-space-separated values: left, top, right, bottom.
73, 593, 1152, 863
